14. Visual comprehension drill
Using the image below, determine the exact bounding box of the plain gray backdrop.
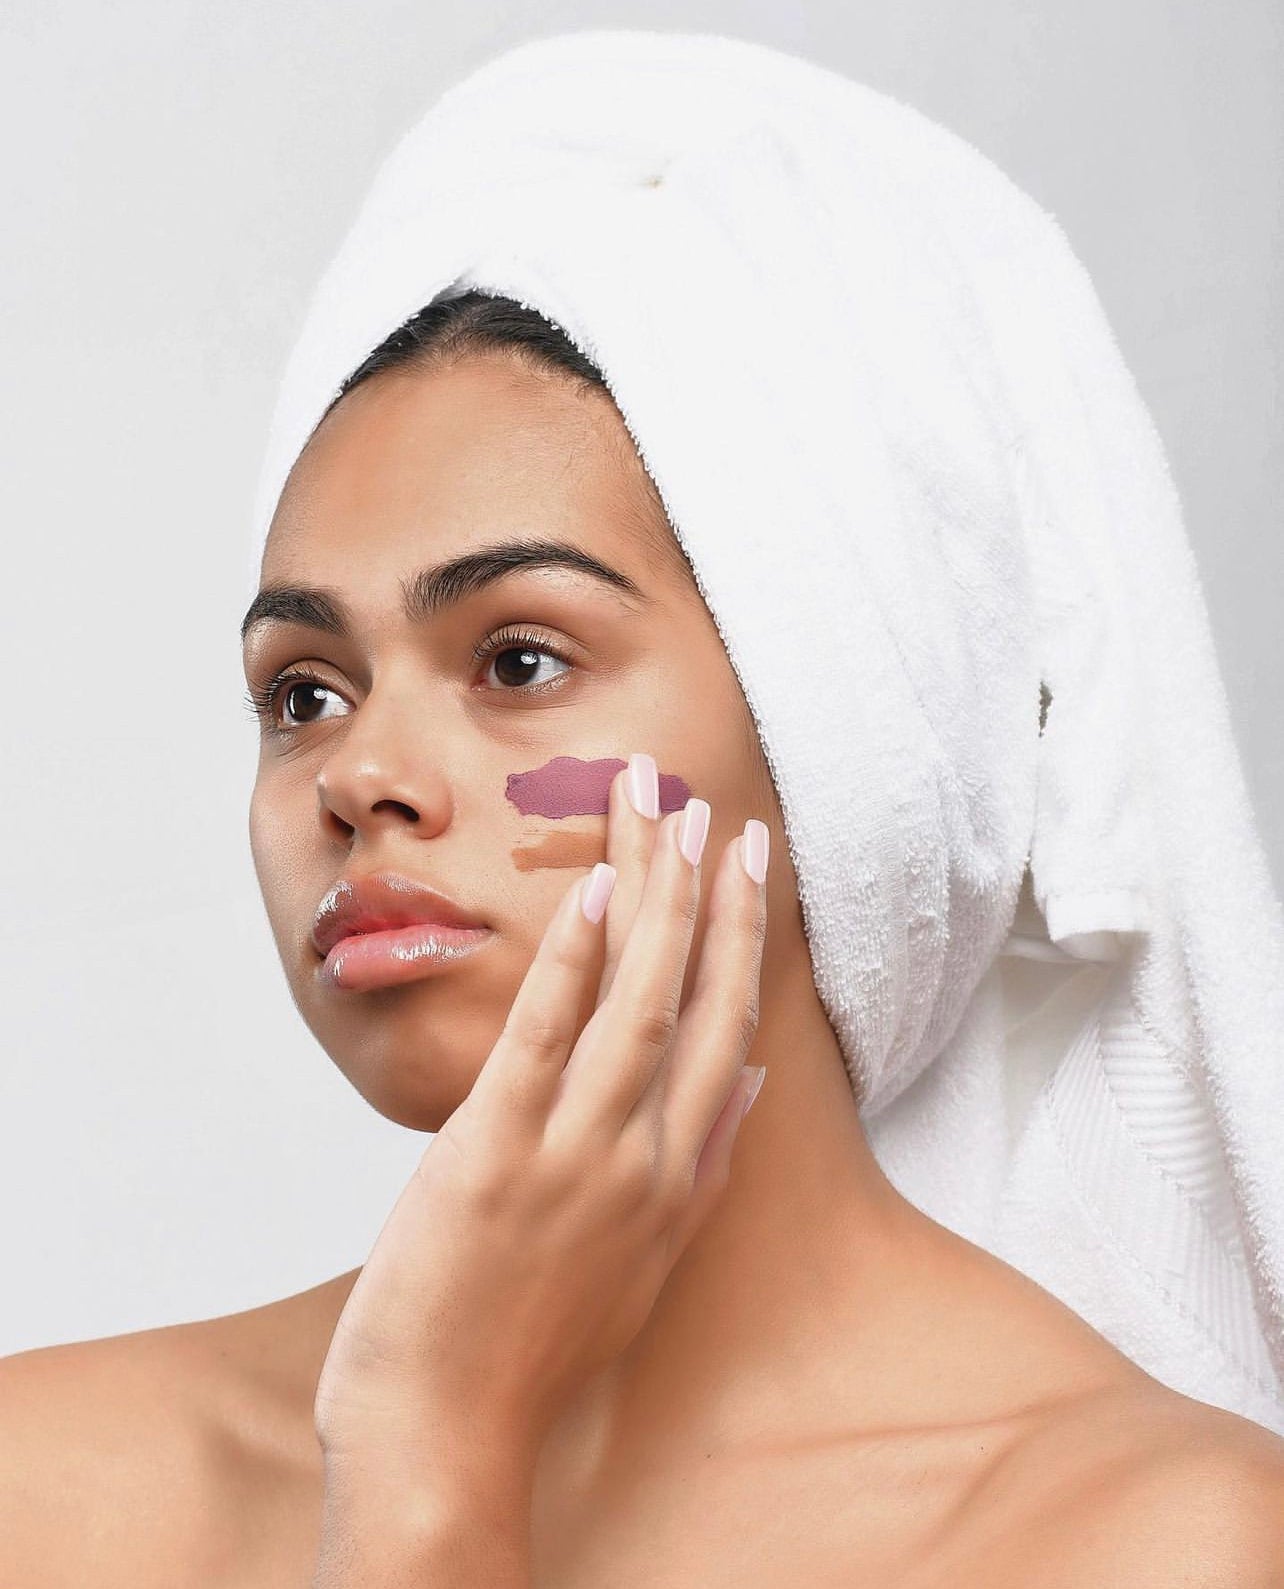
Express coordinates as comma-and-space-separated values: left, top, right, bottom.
2, 1, 1280, 1355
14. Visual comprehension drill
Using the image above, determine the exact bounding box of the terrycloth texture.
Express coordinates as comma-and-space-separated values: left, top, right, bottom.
245, 30, 1284, 1432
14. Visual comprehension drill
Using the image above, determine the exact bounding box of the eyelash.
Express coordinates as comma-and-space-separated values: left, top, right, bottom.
241, 626, 576, 735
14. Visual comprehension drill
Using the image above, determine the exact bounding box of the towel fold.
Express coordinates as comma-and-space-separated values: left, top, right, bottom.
247, 30, 1284, 1432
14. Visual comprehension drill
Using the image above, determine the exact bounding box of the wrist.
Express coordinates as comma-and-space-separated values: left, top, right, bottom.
320, 1438, 536, 1517
318, 1389, 547, 1488
319, 1409, 542, 1496
315, 1455, 535, 1588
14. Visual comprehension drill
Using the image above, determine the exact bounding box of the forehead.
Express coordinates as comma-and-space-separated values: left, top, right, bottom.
262, 352, 656, 579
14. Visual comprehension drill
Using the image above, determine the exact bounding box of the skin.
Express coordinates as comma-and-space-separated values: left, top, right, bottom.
4, 349, 1283, 1586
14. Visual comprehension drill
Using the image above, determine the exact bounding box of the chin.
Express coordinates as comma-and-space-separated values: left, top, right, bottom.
289, 958, 515, 1129
338, 1050, 479, 1133
323, 1007, 495, 1132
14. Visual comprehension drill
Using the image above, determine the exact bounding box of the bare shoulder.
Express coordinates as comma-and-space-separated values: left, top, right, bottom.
0, 1325, 235, 1587
1007, 1381, 1284, 1588
0, 1300, 327, 1588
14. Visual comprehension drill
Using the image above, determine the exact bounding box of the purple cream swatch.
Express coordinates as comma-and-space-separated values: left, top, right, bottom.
506, 756, 692, 819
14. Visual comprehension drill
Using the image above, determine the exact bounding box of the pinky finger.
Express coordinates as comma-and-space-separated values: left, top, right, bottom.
665, 1065, 766, 1263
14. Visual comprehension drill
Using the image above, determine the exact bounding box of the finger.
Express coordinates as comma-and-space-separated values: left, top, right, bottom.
558, 797, 711, 1128
661, 819, 769, 1177
597, 753, 663, 1005
468, 860, 618, 1133
667, 1064, 766, 1264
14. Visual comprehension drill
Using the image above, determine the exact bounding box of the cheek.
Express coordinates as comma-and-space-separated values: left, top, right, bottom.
505, 753, 693, 819
512, 828, 603, 872
503, 753, 695, 873
247, 782, 271, 881
248, 778, 311, 919
249, 777, 288, 858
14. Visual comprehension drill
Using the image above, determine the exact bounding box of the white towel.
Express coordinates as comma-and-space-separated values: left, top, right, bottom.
245, 30, 1284, 1433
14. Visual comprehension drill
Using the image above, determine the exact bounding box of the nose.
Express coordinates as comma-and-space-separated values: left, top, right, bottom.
314, 677, 453, 846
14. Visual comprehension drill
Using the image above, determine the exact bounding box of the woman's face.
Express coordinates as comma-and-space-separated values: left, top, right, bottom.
244, 351, 796, 1130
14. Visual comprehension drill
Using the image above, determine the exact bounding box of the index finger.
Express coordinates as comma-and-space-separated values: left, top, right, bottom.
466, 862, 617, 1135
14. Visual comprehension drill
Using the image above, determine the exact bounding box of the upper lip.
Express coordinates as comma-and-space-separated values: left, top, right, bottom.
311, 870, 488, 959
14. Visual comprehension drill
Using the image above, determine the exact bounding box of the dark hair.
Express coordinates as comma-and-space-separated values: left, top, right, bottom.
323, 289, 692, 587
332, 290, 608, 404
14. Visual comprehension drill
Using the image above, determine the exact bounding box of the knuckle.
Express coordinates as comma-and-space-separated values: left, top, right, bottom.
614, 1148, 658, 1214
546, 934, 588, 977
512, 1014, 567, 1063
629, 1000, 678, 1056
419, 1130, 508, 1212
740, 894, 768, 950
468, 1162, 510, 1215
537, 1129, 582, 1196
612, 1121, 665, 1209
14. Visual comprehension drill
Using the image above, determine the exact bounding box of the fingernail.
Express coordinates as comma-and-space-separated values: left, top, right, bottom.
627, 752, 660, 819
739, 1066, 767, 1119
580, 862, 617, 924
678, 798, 711, 867
741, 820, 769, 885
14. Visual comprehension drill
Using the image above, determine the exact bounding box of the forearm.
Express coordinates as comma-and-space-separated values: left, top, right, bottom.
311, 1453, 534, 1588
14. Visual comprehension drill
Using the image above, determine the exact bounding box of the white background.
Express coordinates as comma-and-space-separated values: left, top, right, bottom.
2, 0, 1280, 1354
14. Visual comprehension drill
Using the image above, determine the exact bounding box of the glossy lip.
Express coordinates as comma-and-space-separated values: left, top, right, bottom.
319, 920, 492, 992
311, 870, 489, 960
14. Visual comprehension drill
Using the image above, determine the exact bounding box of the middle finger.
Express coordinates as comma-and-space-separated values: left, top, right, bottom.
596, 752, 664, 1005
559, 795, 711, 1127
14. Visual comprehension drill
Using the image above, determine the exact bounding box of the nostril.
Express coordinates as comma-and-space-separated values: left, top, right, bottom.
370, 799, 419, 821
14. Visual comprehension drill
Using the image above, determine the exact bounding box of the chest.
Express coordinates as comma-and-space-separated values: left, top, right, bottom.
216, 1420, 1075, 1588
528, 1433, 1043, 1588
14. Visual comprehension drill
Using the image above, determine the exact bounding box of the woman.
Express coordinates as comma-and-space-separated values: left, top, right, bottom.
7, 31, 1284, 1587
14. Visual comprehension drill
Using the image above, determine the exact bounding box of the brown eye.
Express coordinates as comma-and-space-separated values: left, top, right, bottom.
244, 666, 349, 734
279, 678, 344, 727
484, 644, 571, 690
473, 625, 575, 695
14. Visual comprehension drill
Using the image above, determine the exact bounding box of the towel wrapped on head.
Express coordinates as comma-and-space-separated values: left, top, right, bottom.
247, 29, 1284, 1433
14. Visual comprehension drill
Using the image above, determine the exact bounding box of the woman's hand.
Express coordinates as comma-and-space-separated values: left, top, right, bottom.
312, 758, 769, 1492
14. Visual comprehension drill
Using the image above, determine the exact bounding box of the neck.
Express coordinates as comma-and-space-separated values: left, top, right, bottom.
536, 946, 967, 1492
303, 941, 1129, 1497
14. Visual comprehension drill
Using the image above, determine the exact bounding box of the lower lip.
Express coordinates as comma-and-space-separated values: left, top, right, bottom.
318, 922, 492, 992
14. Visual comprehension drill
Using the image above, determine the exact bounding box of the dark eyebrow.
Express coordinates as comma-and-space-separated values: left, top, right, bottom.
240, 537, 647, 646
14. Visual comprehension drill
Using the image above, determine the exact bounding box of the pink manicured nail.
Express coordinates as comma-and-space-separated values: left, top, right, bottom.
580, 862, 617, 924
740, 1066, 767, 1119
741, 820, 769, 884
627, 752, 660, 819
678, 798, 711, 867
